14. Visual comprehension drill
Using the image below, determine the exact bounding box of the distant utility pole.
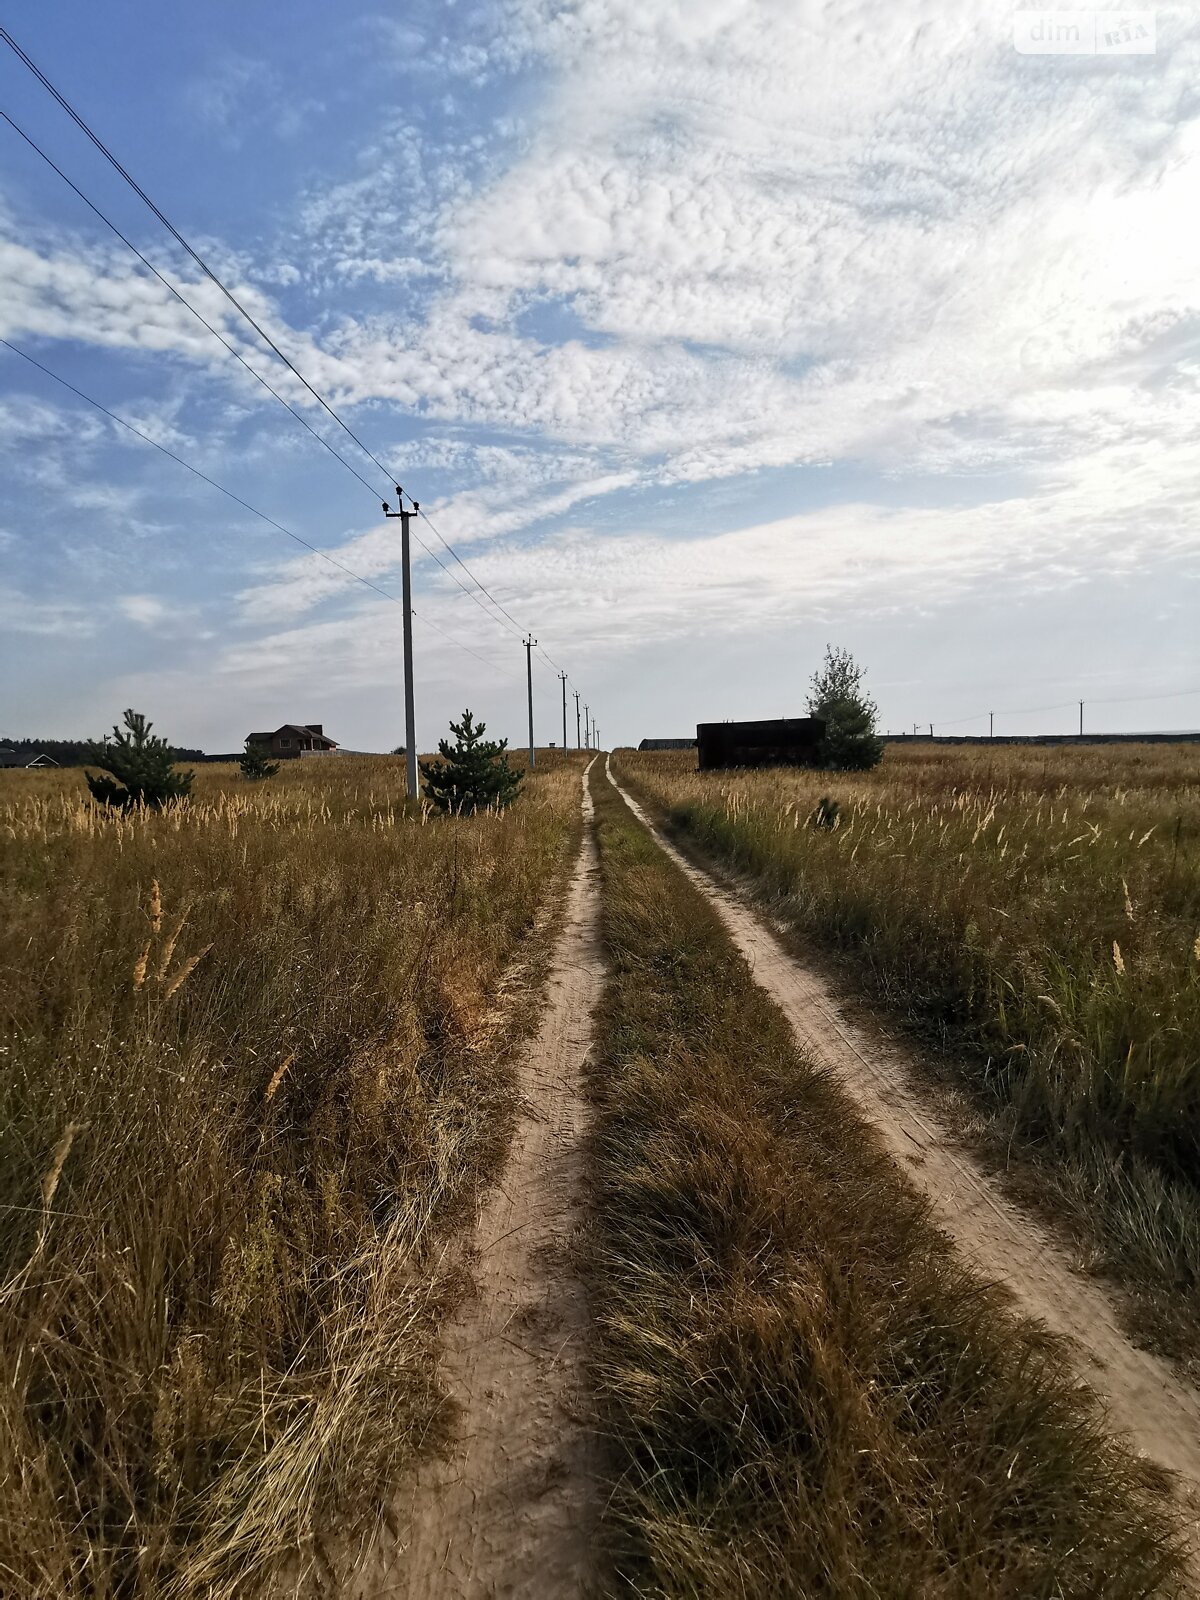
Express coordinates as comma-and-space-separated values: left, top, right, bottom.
595, 725, 600, 751
382, 488, 418, 799
559, 671, 568, 753
584, 704, 590, 750
989, 711, 994, 741
929, 724, 934, 738
524, 635, 537, 769
1079, 700, 1084, 737
574, 690, 581, 750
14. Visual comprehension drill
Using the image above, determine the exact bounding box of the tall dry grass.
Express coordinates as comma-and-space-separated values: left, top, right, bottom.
0, 753, 583, 1597
587, 764, 1184, 1597
615, 742, 1200, 1362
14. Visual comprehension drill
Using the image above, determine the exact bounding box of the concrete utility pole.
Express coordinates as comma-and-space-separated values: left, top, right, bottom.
989, 711, 994, 740
382, 488, 418, 799
595, 725, 600, 751
574, 690, 581, 750
584, 704, 590, 750
1079, 700, 1084, 737
524, 635, 537, 769
559, 671, 568, 754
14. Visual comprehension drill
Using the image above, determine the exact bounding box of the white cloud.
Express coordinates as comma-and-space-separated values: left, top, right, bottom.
118, 594, 171, 628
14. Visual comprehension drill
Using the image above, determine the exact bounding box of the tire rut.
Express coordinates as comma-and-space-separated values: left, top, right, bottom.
353, 760, 604, 1598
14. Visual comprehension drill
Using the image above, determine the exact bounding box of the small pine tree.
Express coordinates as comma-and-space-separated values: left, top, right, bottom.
421, 709, 522, 815
807, 645, 884, 771
86, 709, 194, 810
239, 738, 280, 781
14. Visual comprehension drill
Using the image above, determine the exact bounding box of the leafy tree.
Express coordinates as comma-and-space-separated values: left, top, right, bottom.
85, 709, 194, 810
239, 738, 280, 782
421, 708, 522, 815
807, 645, 884, 771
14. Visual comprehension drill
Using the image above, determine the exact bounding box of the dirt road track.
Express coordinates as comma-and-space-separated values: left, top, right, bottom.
355, 761, 603, 1599
606, 757, 1200, 1562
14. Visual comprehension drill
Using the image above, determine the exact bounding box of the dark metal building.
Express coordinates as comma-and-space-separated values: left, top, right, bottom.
696, 716, 825, 772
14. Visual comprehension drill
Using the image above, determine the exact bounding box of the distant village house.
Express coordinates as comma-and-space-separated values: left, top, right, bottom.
247, 724, 339, 760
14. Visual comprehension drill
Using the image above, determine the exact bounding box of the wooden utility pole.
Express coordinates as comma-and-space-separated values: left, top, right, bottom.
524, 635, 537, 769
382, 488, 417, 799
560, 671, 568, 754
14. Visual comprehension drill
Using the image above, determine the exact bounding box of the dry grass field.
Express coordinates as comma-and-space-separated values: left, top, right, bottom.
587, 765, 1185, 1597
614, 742, 1200, 1363
0, 753, 583, 1598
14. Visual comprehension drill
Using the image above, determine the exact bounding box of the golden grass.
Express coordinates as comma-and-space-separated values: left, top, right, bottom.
614, 742, 1200, 1365
0, 753, 584, 1597
587, 763, 1185, 1597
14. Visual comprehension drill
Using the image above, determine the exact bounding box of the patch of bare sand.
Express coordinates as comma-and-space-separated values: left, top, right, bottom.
606, 756, 1200, 1578
351, 761, 604, 1599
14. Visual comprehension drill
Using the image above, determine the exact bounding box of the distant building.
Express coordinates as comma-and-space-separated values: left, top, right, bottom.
696, 716, 825, 772
247, 724, 339, 760
0, 748, 59, 768
638, 737, 697, 752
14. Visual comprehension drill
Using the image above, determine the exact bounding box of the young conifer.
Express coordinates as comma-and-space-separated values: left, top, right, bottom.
808, 645, 884, 771
85, 709, 194, 810
421, 708, 522, 814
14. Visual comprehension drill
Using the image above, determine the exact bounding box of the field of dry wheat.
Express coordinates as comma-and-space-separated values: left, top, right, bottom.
0, 753, 582, 1598
615, 741, 1200, 1362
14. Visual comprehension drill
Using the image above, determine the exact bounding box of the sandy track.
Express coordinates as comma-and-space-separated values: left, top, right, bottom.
606, 758, 1200, 1558
356, 761, 604, 1599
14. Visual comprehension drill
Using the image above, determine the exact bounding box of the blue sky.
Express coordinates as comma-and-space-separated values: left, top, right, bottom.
2, 1, 1199, 752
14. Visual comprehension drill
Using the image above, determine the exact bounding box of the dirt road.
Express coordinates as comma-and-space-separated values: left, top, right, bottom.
606, 757, 1200, 1559
358, 761, 604, 1599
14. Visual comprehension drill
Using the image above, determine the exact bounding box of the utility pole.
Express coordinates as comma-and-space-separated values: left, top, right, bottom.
989, 711, 994, 741
595, 725, 600, 751
574, 689, 581, 750
559, 671, 568, 754
524, 635, 537, 769
382, 488, 418, 799
929, 724, 934, 739
584, 704, 590, 750
1079, 700, 1084, 738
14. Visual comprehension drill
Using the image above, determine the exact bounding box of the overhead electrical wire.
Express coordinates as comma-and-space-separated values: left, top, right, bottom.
0, 106, 384, 499
922, 686, 1200, 733
0, 336, 516, 680
1, 26, 563, 676
0, 101, 534, 653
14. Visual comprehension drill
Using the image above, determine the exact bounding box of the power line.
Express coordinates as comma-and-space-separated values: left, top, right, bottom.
0, 336, 515, 679
921, 687, 1200, 734
2, 27, 553, 662
0, 105, 385, 500
0, 27, 400, 492
0, 101, 530, 651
